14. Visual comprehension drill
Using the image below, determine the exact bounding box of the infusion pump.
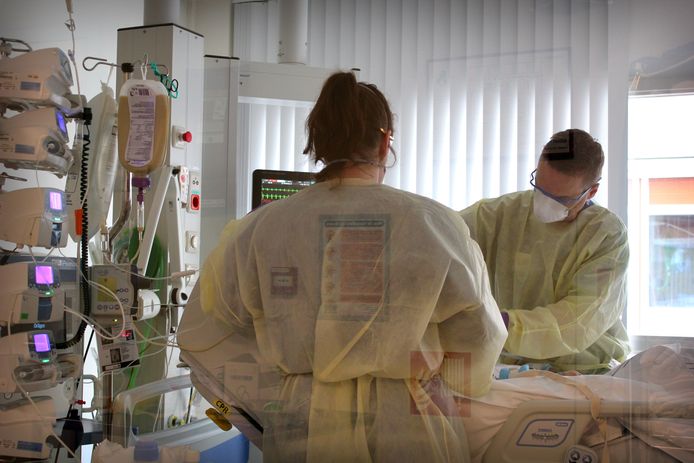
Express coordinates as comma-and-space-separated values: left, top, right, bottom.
0, 47, 74, 111
0, 187, 68, 248
0, 330, 57, 394
0, 106, 72, 174
0, 262, 65, 327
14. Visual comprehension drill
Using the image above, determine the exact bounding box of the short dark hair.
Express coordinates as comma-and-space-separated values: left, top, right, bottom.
303, 72, 394, 182
540, 128, 604, 185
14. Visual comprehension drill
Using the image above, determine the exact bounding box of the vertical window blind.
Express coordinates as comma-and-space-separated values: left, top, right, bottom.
232, 0, 627, 211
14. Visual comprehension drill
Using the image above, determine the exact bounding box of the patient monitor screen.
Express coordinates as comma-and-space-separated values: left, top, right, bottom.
251, 169, 315, 210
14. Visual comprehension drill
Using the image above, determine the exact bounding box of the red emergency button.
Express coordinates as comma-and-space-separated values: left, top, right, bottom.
190, 194, 200, 210
181, 131, 193, 143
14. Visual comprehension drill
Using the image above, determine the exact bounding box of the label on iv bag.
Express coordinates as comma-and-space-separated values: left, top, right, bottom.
125, 87, 155, 167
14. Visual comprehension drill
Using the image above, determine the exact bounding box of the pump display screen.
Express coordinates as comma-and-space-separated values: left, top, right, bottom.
55, 110, 68, 138
33, 333, 51, 352
35, 265, 54, 285
48, 191, 62, 211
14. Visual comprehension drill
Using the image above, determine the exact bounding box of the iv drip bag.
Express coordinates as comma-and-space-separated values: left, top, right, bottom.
117, 78, 169, 176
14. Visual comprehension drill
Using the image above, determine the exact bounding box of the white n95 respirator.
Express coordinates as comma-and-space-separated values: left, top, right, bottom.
533, 190, 569, 223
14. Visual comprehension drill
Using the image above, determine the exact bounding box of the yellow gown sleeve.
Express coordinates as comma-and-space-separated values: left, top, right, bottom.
504, 226, 629, 359
434, 215, 507, 397
199, 218, 255, 332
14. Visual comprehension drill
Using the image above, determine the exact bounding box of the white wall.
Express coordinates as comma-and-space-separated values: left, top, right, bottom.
628, 0, 694, 62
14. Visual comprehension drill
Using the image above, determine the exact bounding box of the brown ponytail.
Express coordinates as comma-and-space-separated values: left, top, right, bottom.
303, 72, 394, 182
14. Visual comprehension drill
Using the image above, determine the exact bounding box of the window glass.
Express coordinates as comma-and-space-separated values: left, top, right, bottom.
627, 94, 694, 337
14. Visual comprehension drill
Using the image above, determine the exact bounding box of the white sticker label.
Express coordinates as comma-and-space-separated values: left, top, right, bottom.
125, 86, 155, 167
97, 319, 141, 372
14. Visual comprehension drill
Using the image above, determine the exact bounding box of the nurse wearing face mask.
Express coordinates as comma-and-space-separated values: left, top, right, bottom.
460, 129, 630, 373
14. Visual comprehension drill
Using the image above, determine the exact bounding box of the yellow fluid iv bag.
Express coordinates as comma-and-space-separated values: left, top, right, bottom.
117, 78, 170, 175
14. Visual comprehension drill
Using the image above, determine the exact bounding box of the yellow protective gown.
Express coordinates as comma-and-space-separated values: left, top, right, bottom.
198, 178, 507, 462
460, 190, 630, 373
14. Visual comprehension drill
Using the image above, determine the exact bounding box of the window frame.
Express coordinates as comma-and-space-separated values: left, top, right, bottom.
627, 94, 694, 341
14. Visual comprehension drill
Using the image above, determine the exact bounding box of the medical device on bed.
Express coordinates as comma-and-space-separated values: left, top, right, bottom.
0, 187, 68, 248
0, 47, 74, 111
0, 262, 64, 327
0, 106, 72, 174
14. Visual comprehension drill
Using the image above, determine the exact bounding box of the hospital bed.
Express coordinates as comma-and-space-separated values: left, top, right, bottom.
109, 375, 691, 463
479, 398, 689, 463
110, 374, 257, 462
469, 350, 694, 463
177, 285, 694, 462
